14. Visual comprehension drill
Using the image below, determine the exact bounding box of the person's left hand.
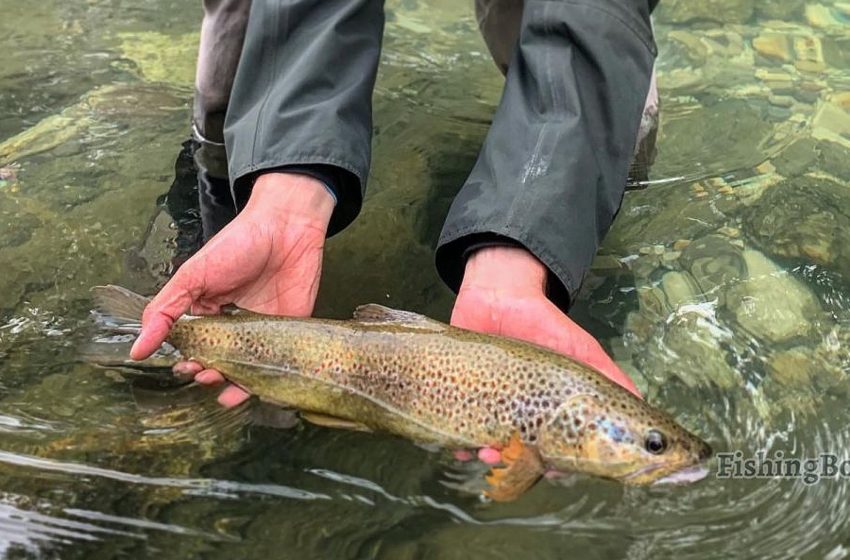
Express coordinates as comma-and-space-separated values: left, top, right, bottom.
449, 245, 641, 465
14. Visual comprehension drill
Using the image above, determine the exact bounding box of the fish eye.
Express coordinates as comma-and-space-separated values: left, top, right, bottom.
644, 430, 668, 455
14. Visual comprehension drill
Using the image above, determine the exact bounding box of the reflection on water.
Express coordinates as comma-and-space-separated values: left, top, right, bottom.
1, 0, 850, 557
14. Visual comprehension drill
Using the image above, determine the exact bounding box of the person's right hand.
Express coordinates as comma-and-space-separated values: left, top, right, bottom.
130, 172, 335, 407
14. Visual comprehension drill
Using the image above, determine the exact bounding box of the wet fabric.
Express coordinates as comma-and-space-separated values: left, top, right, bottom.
203, 0, 658, 310
437, 0, 657, 310
222, 0, 383, 236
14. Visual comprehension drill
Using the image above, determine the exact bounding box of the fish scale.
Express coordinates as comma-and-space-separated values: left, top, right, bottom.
92, 285, 712, 498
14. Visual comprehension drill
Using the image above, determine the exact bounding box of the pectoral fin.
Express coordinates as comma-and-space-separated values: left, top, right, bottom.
484, 434, 544, 501
300, 411, 371, 432
353, 304, 446, 332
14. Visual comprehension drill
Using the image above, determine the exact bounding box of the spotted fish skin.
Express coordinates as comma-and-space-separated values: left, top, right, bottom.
93, 286, 711, 486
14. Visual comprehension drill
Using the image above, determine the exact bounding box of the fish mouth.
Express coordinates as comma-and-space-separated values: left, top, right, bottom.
623, 459, 711, 485
652, 464, 710, 485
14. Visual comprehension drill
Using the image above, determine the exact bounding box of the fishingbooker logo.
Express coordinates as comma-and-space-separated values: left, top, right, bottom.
716, 450, 850, 485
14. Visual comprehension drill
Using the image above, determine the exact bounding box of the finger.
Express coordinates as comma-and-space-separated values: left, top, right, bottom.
550, 314, 643, 399
190, 300, 221, 316
454, 449, 474, 462
173, 361, 204, 376
594, 355, 641, 399
195, 368, 226, 385
573, 343, 641, 398
478, 447, 502, 465
130, 271, 199, 360
218, 385, 251, 408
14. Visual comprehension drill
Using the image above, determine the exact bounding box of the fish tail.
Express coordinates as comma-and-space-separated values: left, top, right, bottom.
85, 286, 185, 375
91, 285, 150, 332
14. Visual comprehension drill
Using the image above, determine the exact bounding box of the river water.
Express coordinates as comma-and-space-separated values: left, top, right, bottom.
1, 0, 849, 558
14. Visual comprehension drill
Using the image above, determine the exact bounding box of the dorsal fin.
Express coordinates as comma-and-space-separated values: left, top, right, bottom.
352, 304, 446, 331
219, 304, 264, 316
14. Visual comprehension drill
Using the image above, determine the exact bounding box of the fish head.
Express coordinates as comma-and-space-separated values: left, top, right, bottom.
537, 393, 712, 485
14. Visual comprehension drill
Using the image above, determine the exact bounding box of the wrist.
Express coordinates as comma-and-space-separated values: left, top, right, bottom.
460, 245, 547, 297
244, 172, 335, 229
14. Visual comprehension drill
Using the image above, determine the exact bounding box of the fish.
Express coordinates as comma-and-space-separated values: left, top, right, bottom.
92, 285, 712, 501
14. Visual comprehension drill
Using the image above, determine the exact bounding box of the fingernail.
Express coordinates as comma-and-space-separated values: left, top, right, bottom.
196, 371, 216, 384
478, 448, 501, 465
129, 337, 142, 360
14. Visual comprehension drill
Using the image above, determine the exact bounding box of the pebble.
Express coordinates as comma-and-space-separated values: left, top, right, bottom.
769, 94, 795, 108
718, 226, 741, 238
793, 36, 826, 73
755, 161, 777, 174
673, 239, 692, 251
753, 33, 792, 62
662, 251, 682, 263
755, 68, 795, 83
793, 89, 821, 104
767, 105, 793, 120
800, 80, 826, 92
668, 30, 709, 65
812, 101, 850, 146
805, 4, 849, 28
832, 92, 850, 110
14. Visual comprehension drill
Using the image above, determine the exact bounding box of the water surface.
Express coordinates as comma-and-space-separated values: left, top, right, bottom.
1, 0, 850, 557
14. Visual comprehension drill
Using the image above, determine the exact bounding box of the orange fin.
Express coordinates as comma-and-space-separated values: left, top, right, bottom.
300, 412, 371, 432
484, 434, 544, 502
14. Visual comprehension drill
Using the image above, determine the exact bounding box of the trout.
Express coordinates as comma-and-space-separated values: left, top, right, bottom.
93, 285, 712, 500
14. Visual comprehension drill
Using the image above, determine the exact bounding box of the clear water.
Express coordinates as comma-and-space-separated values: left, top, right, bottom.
1, 0, 850, 557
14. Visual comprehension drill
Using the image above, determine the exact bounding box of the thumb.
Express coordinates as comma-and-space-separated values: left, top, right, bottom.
547, 311, 643, 399
130, 270, 199, 360
582, 350, 642, 399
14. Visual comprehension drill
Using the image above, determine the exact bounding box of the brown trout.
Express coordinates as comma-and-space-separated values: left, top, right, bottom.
93, 285, 712, 500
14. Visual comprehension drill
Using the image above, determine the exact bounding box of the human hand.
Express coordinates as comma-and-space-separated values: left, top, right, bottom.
131, 172, 334, 407
449, 245, 640, 465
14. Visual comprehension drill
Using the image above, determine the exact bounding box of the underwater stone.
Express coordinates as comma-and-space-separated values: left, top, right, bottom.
680, 234, 748, 304
116, 31, 199, 87
645, 309, 740, 390
812, 101, 850, 149
673, 239, 692, 252
744, 176, 850, 275
770, 137, 819, 177
805, 4, 850, 29
767, 347, 816, 388
755, 0, 805, 20
819, 139, 850, 179
655, 0, 755, 23
725, 249, 821, 343
660, 270, 705, 309
793, 35, 827, 73
768, 94, 795, 108
753, 33, 792, 63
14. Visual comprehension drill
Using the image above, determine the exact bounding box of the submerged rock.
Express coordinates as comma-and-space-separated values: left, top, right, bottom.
0, 83, 186, 166
753, 32, 793, 63
755, 0, 806, 20
656, 0, 755, 24
725, 249, 821, 343
627, 305, 741, 391
680, 234, 748, 305
745, 175, 850, 279
812, 99, 850, 149
115, 31, 198, 88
